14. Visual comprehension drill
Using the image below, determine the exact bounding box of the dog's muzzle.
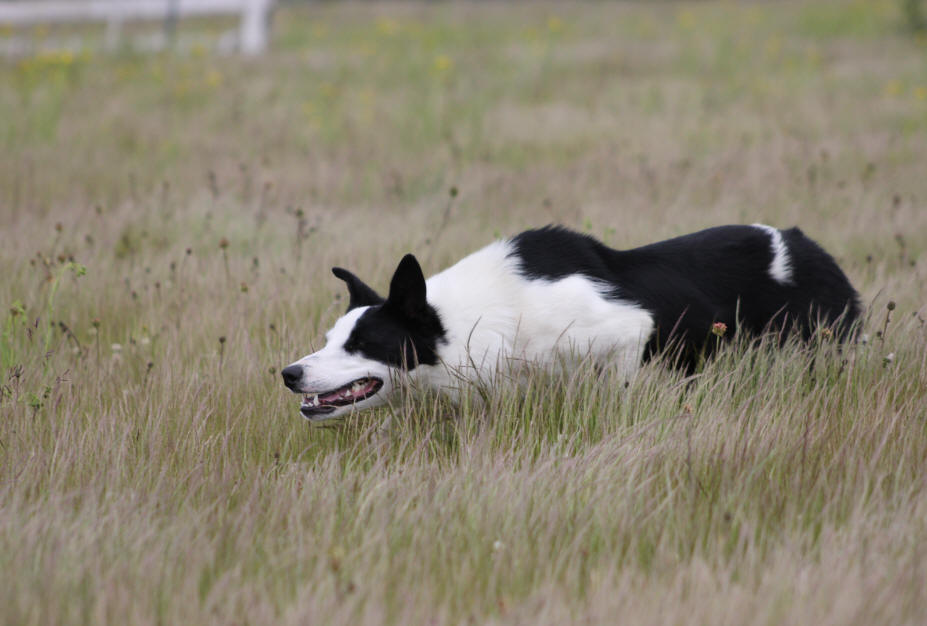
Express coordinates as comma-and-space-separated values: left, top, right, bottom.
281, 364, 303, 391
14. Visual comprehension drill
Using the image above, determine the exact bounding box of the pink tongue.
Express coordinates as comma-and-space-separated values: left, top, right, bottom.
319, 389, 346, 403
319, 381, 372, 404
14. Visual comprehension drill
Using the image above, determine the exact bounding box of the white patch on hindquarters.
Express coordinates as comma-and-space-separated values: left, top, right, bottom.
752, 224, 794, 285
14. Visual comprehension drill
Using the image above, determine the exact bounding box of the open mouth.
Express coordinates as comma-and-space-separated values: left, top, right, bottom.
299, 377, 384, 418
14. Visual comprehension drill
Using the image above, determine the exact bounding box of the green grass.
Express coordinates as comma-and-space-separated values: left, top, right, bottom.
2, 1, 927, 623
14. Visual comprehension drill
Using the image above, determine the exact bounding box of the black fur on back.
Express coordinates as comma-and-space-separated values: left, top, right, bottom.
510, 225, 861, 370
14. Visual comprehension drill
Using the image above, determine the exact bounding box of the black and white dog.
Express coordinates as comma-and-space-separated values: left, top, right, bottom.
282, 225, 860, 421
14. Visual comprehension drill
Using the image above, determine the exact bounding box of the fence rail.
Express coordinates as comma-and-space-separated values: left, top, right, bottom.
0, 0, 275, 54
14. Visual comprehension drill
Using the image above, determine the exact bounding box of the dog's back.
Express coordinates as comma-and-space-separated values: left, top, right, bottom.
509, 224, 860, 368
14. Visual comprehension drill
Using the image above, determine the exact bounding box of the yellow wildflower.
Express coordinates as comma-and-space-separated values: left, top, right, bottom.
883, 80, 903, 97
376, 18, 400, 37
433, 54, 453, 73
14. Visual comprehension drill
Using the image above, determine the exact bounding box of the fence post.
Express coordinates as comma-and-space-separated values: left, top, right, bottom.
240, 0, 272, 56
165, 0, 180, 48
104, 17, 123, 51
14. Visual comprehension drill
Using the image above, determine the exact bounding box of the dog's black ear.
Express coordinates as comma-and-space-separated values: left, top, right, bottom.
332, 267, 384, 312
386, 254, 428, 320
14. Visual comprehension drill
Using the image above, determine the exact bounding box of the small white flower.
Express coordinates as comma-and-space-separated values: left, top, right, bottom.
493, 540, 505, 552
111, 343, 122, 352
884, 352, 895, 364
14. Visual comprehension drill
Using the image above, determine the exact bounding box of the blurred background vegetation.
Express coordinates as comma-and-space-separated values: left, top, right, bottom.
2, 2, 927, 623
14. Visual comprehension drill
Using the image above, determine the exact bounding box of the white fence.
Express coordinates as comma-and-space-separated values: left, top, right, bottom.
0, 0, 275, 55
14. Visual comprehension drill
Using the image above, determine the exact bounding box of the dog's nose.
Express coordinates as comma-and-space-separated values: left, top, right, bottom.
281, 364, 303, 390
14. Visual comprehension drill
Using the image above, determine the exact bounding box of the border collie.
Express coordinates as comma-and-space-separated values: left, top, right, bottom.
281, 225, 860, 421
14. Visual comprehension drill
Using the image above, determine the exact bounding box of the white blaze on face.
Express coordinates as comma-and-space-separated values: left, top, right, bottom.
285, 307, 395, 420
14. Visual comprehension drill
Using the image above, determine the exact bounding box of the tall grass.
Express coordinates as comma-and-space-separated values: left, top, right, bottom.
2, 0, 926, 623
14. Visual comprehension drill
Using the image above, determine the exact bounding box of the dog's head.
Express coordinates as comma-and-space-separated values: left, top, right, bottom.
281, 254, 446, 421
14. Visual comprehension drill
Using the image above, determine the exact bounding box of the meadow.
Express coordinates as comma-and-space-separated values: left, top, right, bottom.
2, 0, 927, 623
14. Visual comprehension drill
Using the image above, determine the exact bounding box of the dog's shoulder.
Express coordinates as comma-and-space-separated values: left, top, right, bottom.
507, 225, 613, 282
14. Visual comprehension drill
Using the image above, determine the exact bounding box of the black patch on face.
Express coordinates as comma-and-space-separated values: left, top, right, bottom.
342, 253, 446, 369
343, 303, 445, 368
